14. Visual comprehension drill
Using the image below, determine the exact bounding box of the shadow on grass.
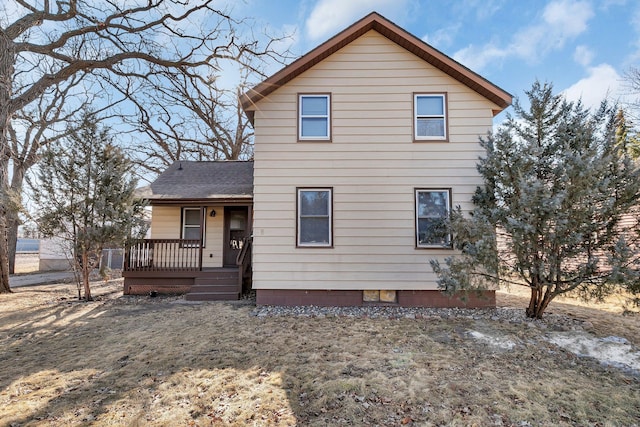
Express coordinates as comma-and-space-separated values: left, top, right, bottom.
1, 285, 640, 426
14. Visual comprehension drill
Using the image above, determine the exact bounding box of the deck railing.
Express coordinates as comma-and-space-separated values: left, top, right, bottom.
236, 236, 252, 280
124, 239, 202, 272
235, 236, 252, 289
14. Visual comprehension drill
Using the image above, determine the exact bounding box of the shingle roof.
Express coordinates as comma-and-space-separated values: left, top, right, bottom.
241, 12, 512, 121
147, 161, 253, 202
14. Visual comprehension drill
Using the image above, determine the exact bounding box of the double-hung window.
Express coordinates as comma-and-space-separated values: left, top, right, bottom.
299, 94, 330, 140
414, 94, 447, 140
415, 189, 451, 248
297, 188, 332, 247
182, 207, 205, 247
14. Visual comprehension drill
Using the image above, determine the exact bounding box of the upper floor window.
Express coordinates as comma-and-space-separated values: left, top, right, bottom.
182, 207, 205, 247
415, 189, 451, 248
297, 188, 332, 247
299, 94, 330, 140
414, 94, 447, 140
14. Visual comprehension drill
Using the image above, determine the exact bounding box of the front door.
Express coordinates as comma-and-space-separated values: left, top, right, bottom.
223, 207, 248, 267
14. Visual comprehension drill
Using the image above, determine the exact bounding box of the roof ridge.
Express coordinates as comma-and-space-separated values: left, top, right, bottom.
240, 11, 511, 122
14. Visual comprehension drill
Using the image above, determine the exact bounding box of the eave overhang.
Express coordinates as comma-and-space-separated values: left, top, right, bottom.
241, 12, 512, 122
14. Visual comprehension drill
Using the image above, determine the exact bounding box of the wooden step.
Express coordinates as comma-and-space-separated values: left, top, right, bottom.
193, 276, 237, 286
188, 284, 239, 293
185, 270, 241, 301
185, 291, 240, 301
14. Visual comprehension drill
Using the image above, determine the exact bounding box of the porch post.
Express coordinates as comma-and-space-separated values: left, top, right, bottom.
198, 206, 205, 271
123, 244, 130, 271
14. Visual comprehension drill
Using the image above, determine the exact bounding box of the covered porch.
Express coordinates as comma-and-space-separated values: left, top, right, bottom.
124, 160, 254, 301
123, 236, 252, 300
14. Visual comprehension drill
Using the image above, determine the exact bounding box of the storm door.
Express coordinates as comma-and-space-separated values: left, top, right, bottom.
223, 207, 249, 267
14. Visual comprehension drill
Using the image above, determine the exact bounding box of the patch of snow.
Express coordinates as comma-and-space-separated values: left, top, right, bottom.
546, 332, 640, 373
468, 330, 517, 350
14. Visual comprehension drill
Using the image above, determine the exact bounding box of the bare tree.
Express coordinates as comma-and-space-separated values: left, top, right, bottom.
624, 67, 640, 120
0, 0, 279, 293
109, 66, 257, 176
7, 73, 113, 273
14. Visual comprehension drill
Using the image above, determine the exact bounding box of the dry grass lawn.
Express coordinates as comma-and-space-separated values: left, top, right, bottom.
1, 280, 639, 426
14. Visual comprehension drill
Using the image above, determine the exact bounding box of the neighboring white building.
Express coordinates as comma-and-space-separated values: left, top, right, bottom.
39, 237, 72, 271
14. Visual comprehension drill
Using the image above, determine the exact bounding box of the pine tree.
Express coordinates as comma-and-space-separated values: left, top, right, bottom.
431, 81, 640, 318
615, 108, 640, 160
32, 110, 147, 301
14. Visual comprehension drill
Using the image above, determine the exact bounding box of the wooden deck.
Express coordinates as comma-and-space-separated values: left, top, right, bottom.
122, 268, 241, 300
122, 238, 252, 301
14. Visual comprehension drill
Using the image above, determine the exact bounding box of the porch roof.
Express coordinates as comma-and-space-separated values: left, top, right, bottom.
143, 160, 253, 204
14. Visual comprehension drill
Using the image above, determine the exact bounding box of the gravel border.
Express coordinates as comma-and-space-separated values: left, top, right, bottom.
250, 304, 590, 331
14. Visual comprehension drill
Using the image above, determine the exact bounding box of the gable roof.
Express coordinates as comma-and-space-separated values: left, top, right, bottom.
241, 12, 512, 121
145, 160, 253, 204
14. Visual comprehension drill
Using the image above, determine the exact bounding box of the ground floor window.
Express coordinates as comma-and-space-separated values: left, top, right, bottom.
182, 207, 205, 247
297, 188, 332, 247
415, 189, 451, 248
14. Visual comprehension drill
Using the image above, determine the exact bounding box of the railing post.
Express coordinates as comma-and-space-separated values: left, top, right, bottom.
124, 245, 130, 271
236, 236, 252, 289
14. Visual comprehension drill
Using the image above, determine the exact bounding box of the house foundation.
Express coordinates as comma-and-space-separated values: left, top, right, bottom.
256, 289, 495, 308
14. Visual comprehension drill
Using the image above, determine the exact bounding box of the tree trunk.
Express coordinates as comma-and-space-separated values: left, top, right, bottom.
82, 251, 93, 301
7, 212, 17, 275
7, 167, 24, 275
0, 32, 14, 294
526, 285, 554, 319
0, 214, 10, 293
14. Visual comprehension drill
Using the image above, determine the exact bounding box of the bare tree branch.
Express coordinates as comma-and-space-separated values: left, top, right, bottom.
0, 0, 289, 292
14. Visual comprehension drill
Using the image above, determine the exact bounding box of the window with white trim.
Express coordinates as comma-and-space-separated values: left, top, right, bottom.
299, 94, 330, 140
297, 188, 332, 247
414, 94, 446, 140
182, 207, 205, 246
415, 189, 451, 248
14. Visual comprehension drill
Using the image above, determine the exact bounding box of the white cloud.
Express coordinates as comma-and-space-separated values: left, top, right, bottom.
511, 0, 593, 58
543, 0, 592, 40
573, 45, 594, 67
424, 0, 505, 52
422, 24, 461, 50
305, 0, 411, 41
453, 0, 594, 71
562, 63, 622, 109
469, 0, 506, 20
453, 42, 509, 71
449, 0, 507, 20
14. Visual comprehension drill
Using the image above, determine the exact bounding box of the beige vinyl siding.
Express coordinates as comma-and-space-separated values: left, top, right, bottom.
251, 30, 501, 290
150, 206, 224, 268
619, 207, 639, 230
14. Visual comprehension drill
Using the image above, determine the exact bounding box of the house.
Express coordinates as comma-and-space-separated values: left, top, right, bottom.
122, 161, 254, 300
123, 12, 512, 307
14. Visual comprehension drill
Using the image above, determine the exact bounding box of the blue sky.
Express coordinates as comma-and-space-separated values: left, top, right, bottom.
232, 0, 638, 118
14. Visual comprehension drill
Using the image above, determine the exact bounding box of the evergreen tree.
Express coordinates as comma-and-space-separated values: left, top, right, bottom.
431, 81, 640, 318
31, 111, 147, 301
615, 108, 640, 160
